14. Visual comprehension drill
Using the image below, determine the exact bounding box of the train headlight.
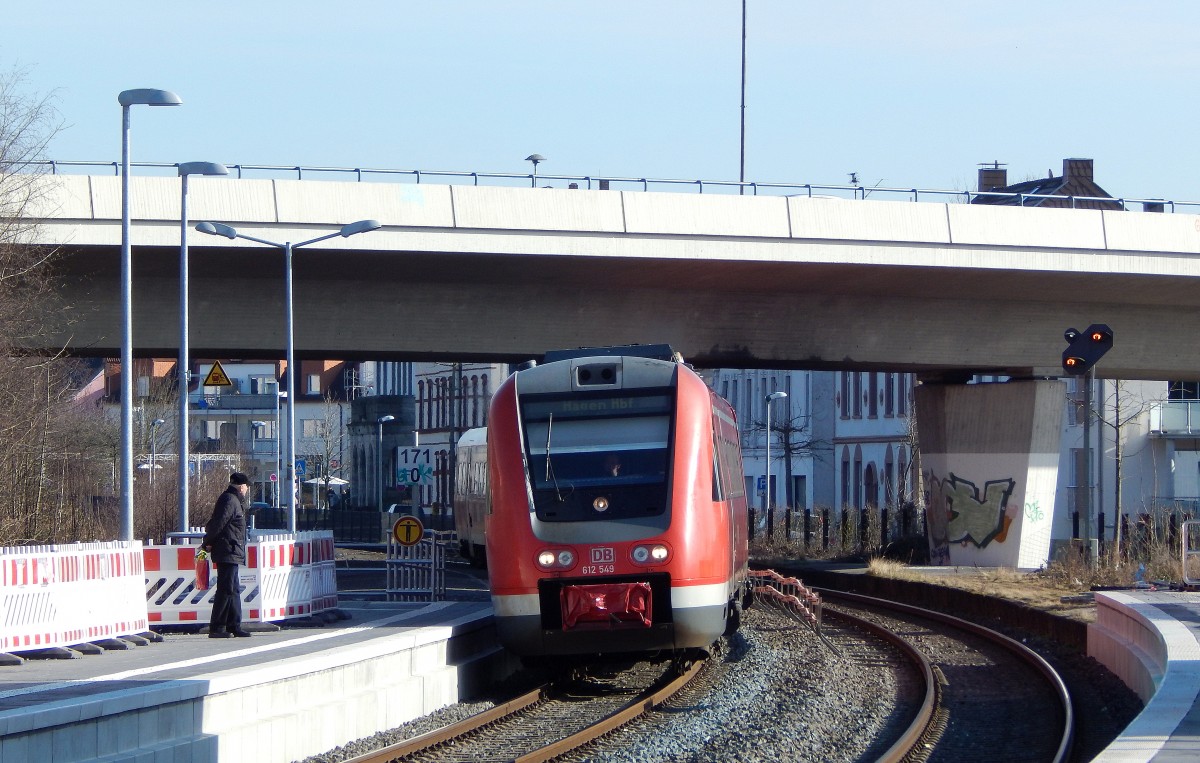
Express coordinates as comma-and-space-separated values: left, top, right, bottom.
593, 496, 610, 512
632, 543, 669, 565
536, 549, 577, 571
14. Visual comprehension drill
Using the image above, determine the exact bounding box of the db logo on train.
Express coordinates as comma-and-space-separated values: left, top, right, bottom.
590, 547, 615, 563
392, 515, 425, 546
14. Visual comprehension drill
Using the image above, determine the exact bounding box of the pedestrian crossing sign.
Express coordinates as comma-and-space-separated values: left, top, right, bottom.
203, 361, 233, 387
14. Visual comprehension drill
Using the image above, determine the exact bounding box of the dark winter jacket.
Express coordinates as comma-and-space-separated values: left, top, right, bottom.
203, 487, 248, 565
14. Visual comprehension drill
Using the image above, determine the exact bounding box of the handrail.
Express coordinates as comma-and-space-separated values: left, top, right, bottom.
22, 160, 1200, 212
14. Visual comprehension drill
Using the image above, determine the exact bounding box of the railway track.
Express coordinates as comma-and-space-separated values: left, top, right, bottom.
322, 573, 1072, 762
818, 588, 1075, 763
342, 655, 705, 763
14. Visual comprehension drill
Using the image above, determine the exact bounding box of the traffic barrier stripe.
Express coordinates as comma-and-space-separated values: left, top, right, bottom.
1, 533, 337, 651
0, 541, 148, 653
141, 530, 337, 627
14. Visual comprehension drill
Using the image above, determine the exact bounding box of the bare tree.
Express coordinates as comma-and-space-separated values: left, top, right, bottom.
309, 393, 349, 508
746, 411, 829, 510
1091, 380, 1168, 560
0, 70, 96, 545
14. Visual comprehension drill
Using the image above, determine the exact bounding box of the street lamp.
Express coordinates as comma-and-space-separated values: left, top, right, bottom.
377, 415, 395, 513
176, 161, 228, 533
196, 218, 382, 532
118, 87, 181, 541
525, 154, 545, 187
148, 418, 165, 486
764, 391, 788, 538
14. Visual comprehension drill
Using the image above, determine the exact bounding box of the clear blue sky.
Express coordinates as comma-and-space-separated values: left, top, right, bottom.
6, 1, 1200, 201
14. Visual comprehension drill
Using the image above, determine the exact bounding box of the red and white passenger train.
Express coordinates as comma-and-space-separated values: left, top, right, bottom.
480, 345, 750, 657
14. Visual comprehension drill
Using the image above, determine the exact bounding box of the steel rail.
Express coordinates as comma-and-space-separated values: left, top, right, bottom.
817, 603, 940, 763
514, 657, 706, 763
342, 685, 548, 763
343, 656, 704, 763
819, 587, 1075, 763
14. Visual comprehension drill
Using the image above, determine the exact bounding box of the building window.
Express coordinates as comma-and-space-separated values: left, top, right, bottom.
853, 450, 863, 509
868, 373, 878, 418
853, 373, 862, 419
792, 475, 807, 510
898, 374, 909, 417
301, 419, 326, 438
840, 448, 851, 509
250, 376, 276, 394
839, 373, 849, 419
307, 374, 321, 394
885, 374, 895, 417
481, 374, 490, 426
417, 380, 426, 429
1169, 381, 1200, 400
884, 449, 895, 506
864, 463, 877, 509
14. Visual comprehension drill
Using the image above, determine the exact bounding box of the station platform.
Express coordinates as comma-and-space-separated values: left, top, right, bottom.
0, 599, 519, 763
1089, 589, 1200, 763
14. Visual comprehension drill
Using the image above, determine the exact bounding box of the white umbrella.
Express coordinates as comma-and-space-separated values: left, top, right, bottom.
304, 476, 349, 485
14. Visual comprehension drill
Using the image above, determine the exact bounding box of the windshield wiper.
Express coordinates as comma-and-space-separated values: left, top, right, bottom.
544, 413, 565, 502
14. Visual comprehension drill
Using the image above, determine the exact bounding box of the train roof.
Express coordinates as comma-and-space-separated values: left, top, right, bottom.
456, 427, 487, 447
541, 344, 680, 364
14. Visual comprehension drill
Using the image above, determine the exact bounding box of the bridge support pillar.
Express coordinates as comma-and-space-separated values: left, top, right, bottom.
916, 379, 1065, 569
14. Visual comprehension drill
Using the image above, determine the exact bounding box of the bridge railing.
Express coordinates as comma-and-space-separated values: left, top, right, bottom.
23, 160, 1200, 213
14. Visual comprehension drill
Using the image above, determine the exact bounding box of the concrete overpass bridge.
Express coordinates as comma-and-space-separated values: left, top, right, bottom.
24, 171, 1200, 381
23, 169, 1200, 568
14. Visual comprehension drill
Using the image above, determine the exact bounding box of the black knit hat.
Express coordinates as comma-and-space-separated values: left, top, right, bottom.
229, 472, 250, 486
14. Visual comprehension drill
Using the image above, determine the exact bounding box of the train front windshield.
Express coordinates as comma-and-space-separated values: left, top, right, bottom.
521, 391, 673, 521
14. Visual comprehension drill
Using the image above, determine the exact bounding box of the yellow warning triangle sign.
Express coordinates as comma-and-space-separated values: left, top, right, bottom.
202, 361, 233, 387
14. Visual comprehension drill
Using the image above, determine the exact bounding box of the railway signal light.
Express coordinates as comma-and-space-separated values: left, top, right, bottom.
1062, 324, 1113, 375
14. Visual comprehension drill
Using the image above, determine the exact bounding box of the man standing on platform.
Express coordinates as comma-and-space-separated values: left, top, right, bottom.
203, 472, 252, 638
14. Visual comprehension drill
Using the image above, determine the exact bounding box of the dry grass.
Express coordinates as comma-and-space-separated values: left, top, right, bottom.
865, 558, 1100, 622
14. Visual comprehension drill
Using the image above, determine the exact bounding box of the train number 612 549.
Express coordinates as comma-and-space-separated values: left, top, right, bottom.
582, 564, 615, 575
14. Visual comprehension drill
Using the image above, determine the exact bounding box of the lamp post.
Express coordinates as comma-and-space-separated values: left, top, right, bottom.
525, 154, 545, 187
118, 87, 181, 541
764, 391, 788, 539
148, 418, 165, 486
196, 219, 382, 532
176, 161, 228, 533
377, 415, 394, 513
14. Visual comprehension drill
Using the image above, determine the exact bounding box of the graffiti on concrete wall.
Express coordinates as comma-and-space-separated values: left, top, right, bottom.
925, 471, 1017, 563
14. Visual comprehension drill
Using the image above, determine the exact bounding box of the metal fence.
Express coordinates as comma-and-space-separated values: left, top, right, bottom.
24, 160, 1200, 212
385, 531, 447, 602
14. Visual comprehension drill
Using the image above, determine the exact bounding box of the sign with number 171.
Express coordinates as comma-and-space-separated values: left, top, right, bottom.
396, 447, 434, 485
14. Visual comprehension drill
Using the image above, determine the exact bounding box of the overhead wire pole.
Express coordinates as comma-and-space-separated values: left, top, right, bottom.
739, 0, 747, 195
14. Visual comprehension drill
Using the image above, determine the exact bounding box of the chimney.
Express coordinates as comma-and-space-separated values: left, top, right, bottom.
978, 162, 1007, 192
1063, 158, 1093, 182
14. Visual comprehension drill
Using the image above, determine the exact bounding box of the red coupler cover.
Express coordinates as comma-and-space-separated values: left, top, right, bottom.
561, 582, 652, 629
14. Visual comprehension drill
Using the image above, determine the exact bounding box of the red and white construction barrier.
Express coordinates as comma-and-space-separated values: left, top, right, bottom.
0, 541, 148, 653
310, 533, 338, 614
253, 533, 313, 620
143, 530, 338, 626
